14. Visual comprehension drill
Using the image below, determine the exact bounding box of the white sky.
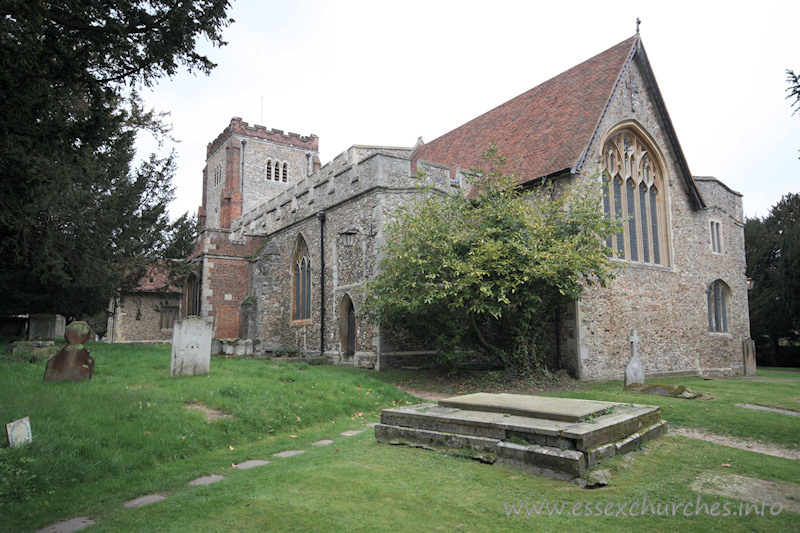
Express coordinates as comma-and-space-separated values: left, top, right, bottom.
136, 0, 800, 221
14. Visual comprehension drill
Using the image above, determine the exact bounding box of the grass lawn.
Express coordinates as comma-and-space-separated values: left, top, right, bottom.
1, 343, 799, 532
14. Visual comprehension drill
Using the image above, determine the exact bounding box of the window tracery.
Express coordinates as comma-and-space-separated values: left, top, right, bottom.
292, 237, 311, 322
602, 129, 667, 265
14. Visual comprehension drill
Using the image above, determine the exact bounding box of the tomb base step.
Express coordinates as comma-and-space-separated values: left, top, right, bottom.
380, 402, 662, 452
376, 394, 667, 479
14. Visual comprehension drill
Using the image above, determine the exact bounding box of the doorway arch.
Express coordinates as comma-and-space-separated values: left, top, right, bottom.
340, 295, 356, 359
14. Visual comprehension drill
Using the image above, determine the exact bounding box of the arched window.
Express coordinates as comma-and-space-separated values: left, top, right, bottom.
282, 162, 288, 182
292, 237, 311, 322
707, 280, 730, 333
266, 160, 273, 180
602, 128, 667, 265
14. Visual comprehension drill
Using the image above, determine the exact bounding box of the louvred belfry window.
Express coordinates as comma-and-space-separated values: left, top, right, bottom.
602, 129, 668, 266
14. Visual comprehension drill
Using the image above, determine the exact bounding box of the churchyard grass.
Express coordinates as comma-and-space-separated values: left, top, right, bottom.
1, 344, 799, 531
545, 370, 800, 449
0, 342, 415, 527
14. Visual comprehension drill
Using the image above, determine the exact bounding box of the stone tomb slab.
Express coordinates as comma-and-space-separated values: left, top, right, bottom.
439, 393, 617, 423
377, 393, 665, 479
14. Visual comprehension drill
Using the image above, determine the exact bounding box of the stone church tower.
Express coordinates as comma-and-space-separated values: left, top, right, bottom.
183, 118, 320, 339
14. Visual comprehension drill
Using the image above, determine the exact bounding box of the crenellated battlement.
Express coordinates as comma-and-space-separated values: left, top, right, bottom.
230, 145, 455, 238
207, 117, 319, 158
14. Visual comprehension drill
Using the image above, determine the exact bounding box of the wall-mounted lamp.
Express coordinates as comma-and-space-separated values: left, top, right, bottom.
340, 226, 376, 247
341, 231, 358, 247
746, 278, 754, 291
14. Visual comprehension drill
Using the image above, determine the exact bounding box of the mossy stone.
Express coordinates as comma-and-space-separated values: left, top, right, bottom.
64, 321, 91, 345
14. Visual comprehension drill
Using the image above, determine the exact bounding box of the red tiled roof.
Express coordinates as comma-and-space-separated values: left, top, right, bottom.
132, 263, 180, 293
412, 36, 638, 187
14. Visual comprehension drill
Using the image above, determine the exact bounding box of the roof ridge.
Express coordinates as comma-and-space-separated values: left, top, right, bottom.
572, 35, 640, 173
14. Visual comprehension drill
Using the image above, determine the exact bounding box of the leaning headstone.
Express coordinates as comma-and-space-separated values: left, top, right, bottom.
170, 316, 213, 376
624, 329, 644, 387
742, 338, 757, 377
6, 417, 32, 447
43, 321, 95, 383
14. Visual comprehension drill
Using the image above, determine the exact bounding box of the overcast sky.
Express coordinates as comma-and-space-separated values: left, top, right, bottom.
136, 0, 800, 220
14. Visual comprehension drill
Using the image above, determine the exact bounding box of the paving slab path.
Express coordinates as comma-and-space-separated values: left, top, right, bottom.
123, 494, 167, 508
35, 517, 96, 533
273, 449, 305, 458
33, 424, 371, 532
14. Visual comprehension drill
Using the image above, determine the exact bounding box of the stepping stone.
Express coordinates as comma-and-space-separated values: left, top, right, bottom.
273, 450, 305, 458
188, 474, 225, 486
36, 517, 96, 533
311, 440, 334, 446
124, 493, 167, 508
235, 459, 270, 469
340, 430, 364, 437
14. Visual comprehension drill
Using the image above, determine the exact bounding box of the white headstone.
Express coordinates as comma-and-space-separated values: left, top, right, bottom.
6, 417, 32, 447
170, 316, 213, 376
624, 329, 645, 387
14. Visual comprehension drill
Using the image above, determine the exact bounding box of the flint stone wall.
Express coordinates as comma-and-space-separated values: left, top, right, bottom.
244, 147, 453, 368
567, 58, 748, 381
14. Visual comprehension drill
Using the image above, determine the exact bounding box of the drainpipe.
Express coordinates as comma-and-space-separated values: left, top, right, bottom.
555, 305, 562, 371
316, 211, 326, 356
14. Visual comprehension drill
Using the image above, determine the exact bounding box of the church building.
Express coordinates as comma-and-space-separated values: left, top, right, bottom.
182, 35, 750, 381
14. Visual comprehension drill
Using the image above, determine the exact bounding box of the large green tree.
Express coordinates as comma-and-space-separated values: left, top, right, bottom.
363, 147, 622, 373
0, 1, 231, 318
745, 193, 800, 363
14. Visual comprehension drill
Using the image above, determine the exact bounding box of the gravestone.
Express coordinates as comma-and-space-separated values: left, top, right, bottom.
170, 316, 212, 376
624, 329, 644, 387
43, 321, 95, 383
28, 313, 66, 341
742, 338, 756, 377
5, 417, 32, 447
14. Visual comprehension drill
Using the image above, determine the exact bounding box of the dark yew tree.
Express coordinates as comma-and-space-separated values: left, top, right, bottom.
745, 193, 800, 363
0, 1, 231, 318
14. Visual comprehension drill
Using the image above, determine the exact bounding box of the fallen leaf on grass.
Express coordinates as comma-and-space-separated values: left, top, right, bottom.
232, 463, 238, 468
289, 435, 298, 438
721, 463, 731, 467
229, 445, 234, 450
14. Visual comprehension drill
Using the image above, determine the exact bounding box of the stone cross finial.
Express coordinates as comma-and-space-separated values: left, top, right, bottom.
636, 17, 641, 34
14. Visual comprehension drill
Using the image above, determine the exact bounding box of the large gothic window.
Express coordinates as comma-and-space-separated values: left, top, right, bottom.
292, 237, 312, 322
602, 129, 668, 266
707, 280, 730, 333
